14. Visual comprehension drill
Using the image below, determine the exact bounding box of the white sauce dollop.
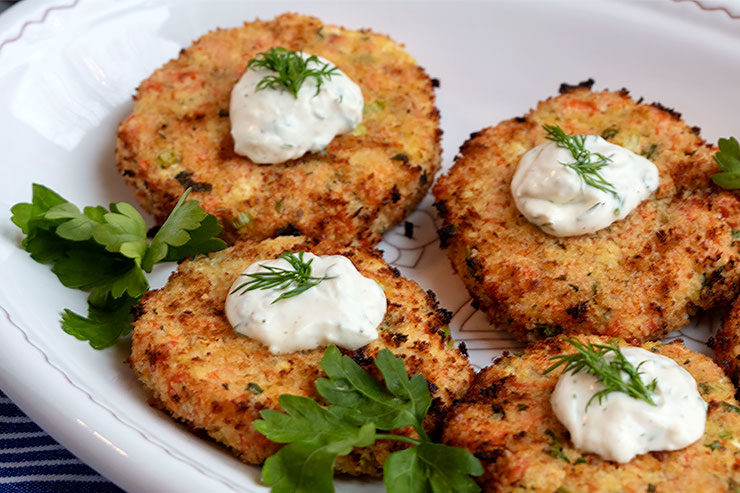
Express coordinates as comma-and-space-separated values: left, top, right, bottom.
225, 253, 386, 354
229, 53, 363, 164
550, 347, 707, 463
511, 136, 659, 237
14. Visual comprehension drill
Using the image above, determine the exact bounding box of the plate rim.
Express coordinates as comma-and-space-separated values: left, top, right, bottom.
1, 1, 739, 491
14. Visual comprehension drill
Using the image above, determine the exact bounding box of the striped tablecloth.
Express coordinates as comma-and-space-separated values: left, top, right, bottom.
0, 390, 123, 493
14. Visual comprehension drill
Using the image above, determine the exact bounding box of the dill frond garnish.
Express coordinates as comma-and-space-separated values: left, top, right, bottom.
247, 47, 339, 98
231, 251, 334, 303
544, 124, 618, 197
544, 338, 658, 408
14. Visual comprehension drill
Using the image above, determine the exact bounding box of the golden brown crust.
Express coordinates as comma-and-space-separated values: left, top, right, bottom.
129, 236, 473, 475
433, 84, 740, 343
442, 335, 740, 492
710, 300, 740, 389
117, 13, 441, 247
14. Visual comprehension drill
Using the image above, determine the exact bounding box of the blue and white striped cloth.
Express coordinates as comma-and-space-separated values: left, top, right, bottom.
0, 390, 123, 492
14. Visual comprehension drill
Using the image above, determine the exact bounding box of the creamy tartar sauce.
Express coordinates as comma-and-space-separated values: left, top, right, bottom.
225, 253, 386, 354
550, 347, 707, 463
511, 136, 659, 237
229, 53, 363, 164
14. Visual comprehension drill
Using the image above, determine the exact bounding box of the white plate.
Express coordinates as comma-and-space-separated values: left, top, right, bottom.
1, 0, 739, 491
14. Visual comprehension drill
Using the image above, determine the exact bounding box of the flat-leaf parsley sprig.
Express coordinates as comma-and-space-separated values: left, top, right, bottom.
230, 251, 334, 304
254, 345, 484, 493
10, 185, 226, 348
247, 47, 339, 98
711, 136, 740, 189
544, 124, 618, 197
544, 338, 658, 409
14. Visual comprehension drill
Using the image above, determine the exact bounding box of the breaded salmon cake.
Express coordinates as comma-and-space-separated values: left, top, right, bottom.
442, 335, 740, 492
710, 298, 740, 388
117, 13, 441, 247
434, 80, 740, 343
129, 236, 473, 476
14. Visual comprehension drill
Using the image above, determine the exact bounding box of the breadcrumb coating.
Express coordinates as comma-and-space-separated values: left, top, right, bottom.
434, 81, 740, 342
129, 236, 473, 476
710, 298, 740, 389
443, 335, 740, 492
117, 13, 441, 247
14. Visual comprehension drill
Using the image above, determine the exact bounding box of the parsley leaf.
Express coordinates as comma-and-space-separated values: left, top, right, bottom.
10, 183, 66, 234
256, 395, 375, 447
316, 345, 431, 433
61, 294, 139, 349
11, 184, 72, 262
45, 203, 104, 242
254, 346, 483, 492
384, 443, 483, 493
261, 442, 338, 493
374, 349, 432, 428
711, 137, 740, 189
11, 184, 226, 348
92, 202, 148, 265
141, 189, 226, 271
51, 249, 145, 298
255, 395, 376, 492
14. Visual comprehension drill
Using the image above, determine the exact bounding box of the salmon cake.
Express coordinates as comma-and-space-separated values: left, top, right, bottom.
433, 80, 740, 343
442, 335, 740, 492
710, 297, 740, 388
129, 236, 473, 476
117, 13, 441, 247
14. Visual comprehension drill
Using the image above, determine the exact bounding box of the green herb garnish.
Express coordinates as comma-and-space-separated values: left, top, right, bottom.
711, 137, 740, 189
156, 149, 179, 168
600, 126, 618, 140
698, 381, 713, 395
231, 251, 333, 304
247, 47, 339, 98
544, 338, 658, 408
706, 440, 723, 451
254, 345, 483, 493
722, 401, 740, 414
231, 211, 253, 230
10, 185, 226, 348
640, 143, 659, 160
247, 383, 264, 395
545, 429, 570, 463
351, 123, 368, 136
544, 124, 618, 197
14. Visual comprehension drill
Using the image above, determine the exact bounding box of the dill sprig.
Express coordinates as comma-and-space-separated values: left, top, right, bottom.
544, 338, 658, 408
231, 251, 334, 303
247, 47, 339, 98
544, 124, 618, 197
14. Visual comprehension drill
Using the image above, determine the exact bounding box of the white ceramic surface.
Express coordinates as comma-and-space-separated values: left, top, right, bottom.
0, 0, 739, 491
